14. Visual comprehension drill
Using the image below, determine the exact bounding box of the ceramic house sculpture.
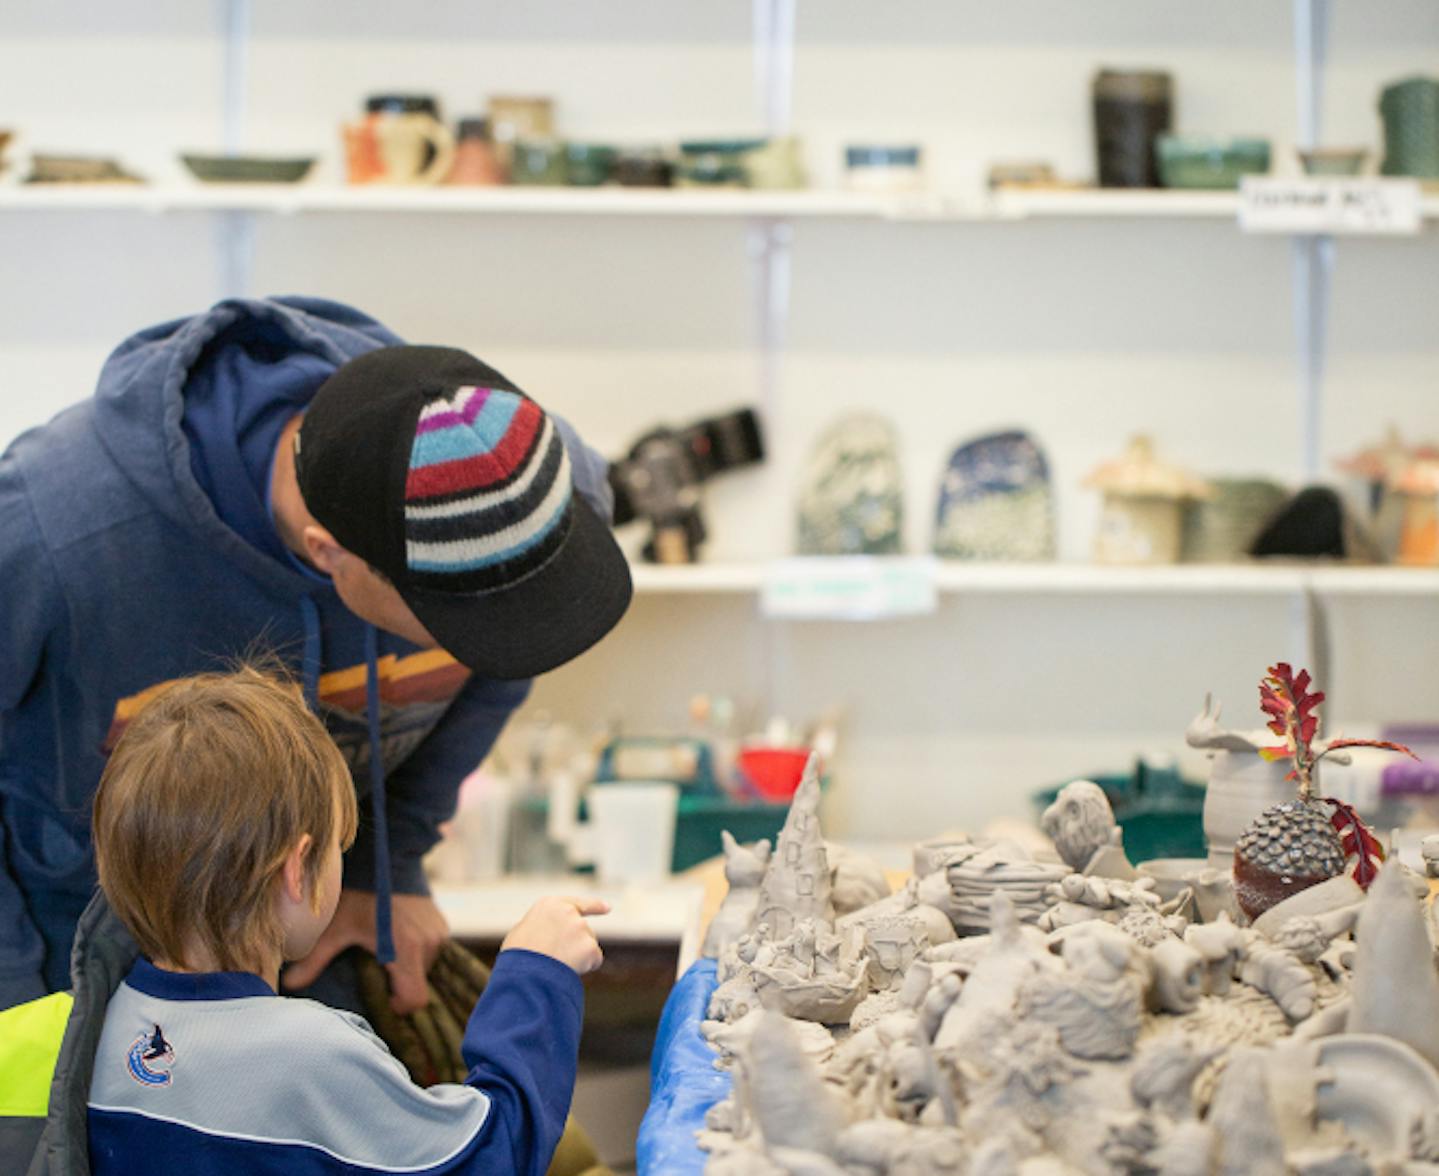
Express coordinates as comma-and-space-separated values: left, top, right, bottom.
1084, 434, 1210, 565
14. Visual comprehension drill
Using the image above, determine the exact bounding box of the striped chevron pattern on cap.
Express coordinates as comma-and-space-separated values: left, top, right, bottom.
403, 386, 574, 590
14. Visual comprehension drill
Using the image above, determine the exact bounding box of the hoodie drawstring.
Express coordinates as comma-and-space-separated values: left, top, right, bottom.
364, 624, 396, 964
298, 597, 394, 964
298, 595, 321, 711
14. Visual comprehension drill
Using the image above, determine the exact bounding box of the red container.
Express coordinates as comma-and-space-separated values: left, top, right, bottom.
737, 746, 813, 801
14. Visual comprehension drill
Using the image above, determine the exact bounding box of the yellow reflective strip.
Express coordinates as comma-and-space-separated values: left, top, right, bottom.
0, 991, 74, 1117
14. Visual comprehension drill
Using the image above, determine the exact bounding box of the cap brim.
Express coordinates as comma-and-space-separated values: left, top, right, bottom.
400, 495, 634, 680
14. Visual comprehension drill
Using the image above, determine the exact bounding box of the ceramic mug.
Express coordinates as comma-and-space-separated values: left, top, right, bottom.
344, 96, 455, 185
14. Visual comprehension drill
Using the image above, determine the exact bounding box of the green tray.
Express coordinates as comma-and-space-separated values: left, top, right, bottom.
1031, 763, 1206, 863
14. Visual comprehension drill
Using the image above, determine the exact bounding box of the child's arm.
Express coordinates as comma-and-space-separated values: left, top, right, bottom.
454, 897, 606, 1175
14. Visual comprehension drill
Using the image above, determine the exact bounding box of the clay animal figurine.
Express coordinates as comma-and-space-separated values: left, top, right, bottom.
826, 842, 892, 916
1020, 919, 1142, 1060
1041, 780, 1137, 880
702, 832, 772, 959
1207, 1049, 1285, 1176
1348, 858, 1439, 1068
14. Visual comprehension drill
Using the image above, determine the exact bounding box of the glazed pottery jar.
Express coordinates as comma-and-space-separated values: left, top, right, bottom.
509, 139, 567, 186
1092, 69, 1173, 188
488, 95, 555, 170
446, 118, 504, 185
1379, 76, 1439, 178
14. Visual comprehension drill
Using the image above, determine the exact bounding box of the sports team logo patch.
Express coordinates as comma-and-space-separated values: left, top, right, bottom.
126, 1024, 175, 1087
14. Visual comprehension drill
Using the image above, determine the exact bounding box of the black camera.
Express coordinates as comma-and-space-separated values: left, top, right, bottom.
609, 408, 765, 564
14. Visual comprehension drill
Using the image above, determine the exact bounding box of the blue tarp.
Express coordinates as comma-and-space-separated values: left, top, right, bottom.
636, 959, 730, 1175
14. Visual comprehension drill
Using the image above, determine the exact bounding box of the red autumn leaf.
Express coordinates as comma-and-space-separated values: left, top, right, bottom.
1322, 798, 1385, 888
1300, 715, 1318, 744
1292, 668, 1312, 696
1260, 691, 1289, 717
1322, 737, 1419, 761
1259, 745, 1291, 762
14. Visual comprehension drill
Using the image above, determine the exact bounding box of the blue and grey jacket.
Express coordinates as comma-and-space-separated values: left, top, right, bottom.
0, 297, 612, 1008
84, 950, 581, 1175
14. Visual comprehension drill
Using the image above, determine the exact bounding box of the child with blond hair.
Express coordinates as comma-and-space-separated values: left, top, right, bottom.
81, 666, 604, 1175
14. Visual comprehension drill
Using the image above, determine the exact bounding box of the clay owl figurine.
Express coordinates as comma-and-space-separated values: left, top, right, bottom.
702, 832, 773, 959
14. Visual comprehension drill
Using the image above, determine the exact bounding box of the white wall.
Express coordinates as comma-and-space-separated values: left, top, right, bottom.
3, 1, 1438, 837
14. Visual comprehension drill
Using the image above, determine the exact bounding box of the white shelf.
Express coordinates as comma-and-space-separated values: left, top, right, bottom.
2, 183, 1434, 224
0, 184, 895, 218
628, 560, 1439, 599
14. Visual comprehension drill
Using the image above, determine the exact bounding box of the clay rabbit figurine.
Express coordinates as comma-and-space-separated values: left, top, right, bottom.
702, 832, 773, 959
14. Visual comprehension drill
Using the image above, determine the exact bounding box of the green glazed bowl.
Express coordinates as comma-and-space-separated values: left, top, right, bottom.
1298, 148, 1368, 176
1156, 136, 1270, 189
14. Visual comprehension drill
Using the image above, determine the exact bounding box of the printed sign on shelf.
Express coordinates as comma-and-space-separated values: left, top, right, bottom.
1239, 177, 1422, 236
761, 557, 939, 621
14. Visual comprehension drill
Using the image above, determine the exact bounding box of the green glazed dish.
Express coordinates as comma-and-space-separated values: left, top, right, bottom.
181, 154, 315, 183
1156, 135, 1270, 189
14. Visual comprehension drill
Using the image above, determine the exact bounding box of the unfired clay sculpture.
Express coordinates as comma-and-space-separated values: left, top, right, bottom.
1348, 858, 1439, 1068
702, 832, 772, 959
1040, 780, 1138, 880
694, 721, 1439, 1174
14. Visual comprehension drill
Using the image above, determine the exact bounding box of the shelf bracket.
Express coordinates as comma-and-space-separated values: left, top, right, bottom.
215, 0, 256, 300
752, 0, 796, 135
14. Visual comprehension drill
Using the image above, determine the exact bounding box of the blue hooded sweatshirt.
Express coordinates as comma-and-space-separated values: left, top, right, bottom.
0, 297, 611, 1010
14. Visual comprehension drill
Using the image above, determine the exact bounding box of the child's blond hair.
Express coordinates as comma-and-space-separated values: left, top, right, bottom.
93, 665, 356, 972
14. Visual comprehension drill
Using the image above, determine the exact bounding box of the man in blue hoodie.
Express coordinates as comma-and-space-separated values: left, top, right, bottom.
0, 297, 632, 1017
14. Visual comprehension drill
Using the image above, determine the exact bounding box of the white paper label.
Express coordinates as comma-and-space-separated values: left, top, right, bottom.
761, 557, 938, 620
1239, 177, 1422, 235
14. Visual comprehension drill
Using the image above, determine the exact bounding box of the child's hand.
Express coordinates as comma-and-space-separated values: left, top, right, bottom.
501, 896, 610, 976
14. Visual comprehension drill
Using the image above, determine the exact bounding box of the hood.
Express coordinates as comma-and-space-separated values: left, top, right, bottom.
25, 893, 137, 1176
90, 296, 402, 591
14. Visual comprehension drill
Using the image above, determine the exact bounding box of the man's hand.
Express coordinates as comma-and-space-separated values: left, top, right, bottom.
501, 896, 609, 976
283, 889, 449, 1014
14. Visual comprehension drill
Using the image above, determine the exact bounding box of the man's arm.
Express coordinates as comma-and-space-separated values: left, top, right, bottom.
0, 454, 65, 1008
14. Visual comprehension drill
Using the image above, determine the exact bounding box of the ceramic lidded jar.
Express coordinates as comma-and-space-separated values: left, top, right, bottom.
1392, 456, 1439, 566
1334, 426, 1412, 559
1084, 435, 1210, 565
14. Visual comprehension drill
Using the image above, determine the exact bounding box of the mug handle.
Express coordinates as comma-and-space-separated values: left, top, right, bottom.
415, 119, 456, 185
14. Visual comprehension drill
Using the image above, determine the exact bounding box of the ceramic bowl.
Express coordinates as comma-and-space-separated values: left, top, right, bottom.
677, 139, 765, 188
182, 154, 316, 183
564, 143, 616, 187
1156, 135, 1271, 189
1298, 147, 1369, 176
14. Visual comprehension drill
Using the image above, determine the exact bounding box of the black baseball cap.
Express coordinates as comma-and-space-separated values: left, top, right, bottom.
296, 345, 632, 679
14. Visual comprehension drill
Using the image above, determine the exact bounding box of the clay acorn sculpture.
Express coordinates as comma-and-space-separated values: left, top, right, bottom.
1232, 663, 1415, 920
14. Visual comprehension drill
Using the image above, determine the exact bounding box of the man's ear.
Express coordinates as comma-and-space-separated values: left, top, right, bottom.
281, 834, 314, 905
302, 525, 345, 575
